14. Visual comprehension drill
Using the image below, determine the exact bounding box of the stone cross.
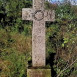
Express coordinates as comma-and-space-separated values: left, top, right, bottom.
22, 0, 55, 67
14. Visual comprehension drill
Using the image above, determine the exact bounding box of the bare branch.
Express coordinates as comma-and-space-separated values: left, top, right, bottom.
57, 58, 77, 77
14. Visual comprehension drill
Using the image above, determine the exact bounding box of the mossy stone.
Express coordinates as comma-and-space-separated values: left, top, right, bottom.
27, 69, 51, 77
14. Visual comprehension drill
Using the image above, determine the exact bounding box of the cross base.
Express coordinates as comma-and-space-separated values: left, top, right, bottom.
27, 69, 51, 77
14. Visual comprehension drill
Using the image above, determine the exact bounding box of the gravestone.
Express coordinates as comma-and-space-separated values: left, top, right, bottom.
22, 0, 55, 77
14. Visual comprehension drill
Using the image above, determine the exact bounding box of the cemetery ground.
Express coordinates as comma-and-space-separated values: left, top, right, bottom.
0, 0, 77, 77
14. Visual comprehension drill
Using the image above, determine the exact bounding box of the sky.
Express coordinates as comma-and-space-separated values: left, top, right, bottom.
47, 0, 77, 5
51, 0, 64, 3
70, 0, 77, 5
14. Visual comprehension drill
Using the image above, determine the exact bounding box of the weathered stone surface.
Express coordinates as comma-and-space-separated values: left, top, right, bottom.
27, 69, 51, 77
22, 8, 33, 20
44, 10, 55, 21
22, 0, 55, 67
33, 0, 44, 10
32, 19, 45, 67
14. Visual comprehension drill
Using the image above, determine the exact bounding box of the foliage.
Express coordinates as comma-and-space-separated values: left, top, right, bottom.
46, 2, 77, 77
0, 0, 77, 77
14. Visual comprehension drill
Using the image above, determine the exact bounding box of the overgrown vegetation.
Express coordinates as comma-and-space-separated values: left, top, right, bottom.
0, 0, 77, 77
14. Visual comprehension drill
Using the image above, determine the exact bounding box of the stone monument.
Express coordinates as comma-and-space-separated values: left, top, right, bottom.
22, 0, 55, 77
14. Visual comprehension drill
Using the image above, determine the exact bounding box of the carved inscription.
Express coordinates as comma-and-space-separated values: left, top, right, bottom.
33, 10, 44, 21
22, 8, 33, 20
44, 10, 55, 21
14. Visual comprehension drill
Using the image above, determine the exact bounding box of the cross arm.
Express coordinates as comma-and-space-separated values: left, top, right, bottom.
22, 8, 33, 20
44, 10, 55, 22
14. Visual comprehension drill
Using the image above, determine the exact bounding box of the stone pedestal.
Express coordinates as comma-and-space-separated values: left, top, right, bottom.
27, 69, 51, 77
